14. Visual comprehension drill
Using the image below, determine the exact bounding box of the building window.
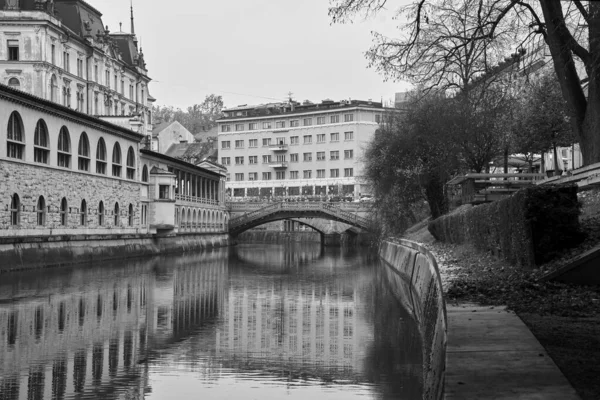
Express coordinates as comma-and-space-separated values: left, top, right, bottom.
112, 143, 122, 177
303, 152, 312, 161
303, 170, 312, 179
57, 126, 71, 168
159, 185, 170, 199
7, 111, 25, 159
221, 141, 230, 149
235, 173, 244, 181
248, 172, 258, 181
344, 149, 354, 159
262, 155, 272, 163
303, 135, 312, 144
345, 131, 354, 140
63, 51, 70, 72
276, 171, 285, 180
262, 138, 271, 146
317, 134, 325, 143
263, 122, 272, 129
221, 124, 231, 132
331, 132, 339, 142
142, 165, 148, 182
316, 151, 325, 161
226, 174, 230, 181
80, 199, 87, 226
7, 40, 19, 61
262, 172, 271, 180
344, 114, 354, 122
248, 123, 257, 130
235, 140, 244, 148
344, 168, 354, 177
98, 201, 104, 226
96, 138, 107, 174
141, 204, 147, 225
290, 120, 299, 127
50, 75, 58, 102
290, 153, 299, 162
78, 132, 90, 171
7, 77, 19, 89
290, 171, 299, 179
129, 84, 134, 99
120, 79, 125, 95
303, 118, 312, 126
276, 121, 285, 128
330, 151, 339, 160
330, 169, 340, 177
10, 193, 20, 225
249, 139, 258, 148
221, 157, 230, 165
128, 204, 134, 226
114, 202, 120, 226
60, 197, 68, 226
330, 115, 340, 123
52, 44, 56, 64
36, 196, 46, 226
317, 116, 325, 125
114, 74, 118, 90
77, 58, 83, 77
290, 136, 299, 145
126, 147, 135, 179
317, 169, 325, 178
235, 156, 244, 165
233, 123, 243, 131
249, 156, 258, 164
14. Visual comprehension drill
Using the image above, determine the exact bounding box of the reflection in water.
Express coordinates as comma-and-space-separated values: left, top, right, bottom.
0, 243, 422, 399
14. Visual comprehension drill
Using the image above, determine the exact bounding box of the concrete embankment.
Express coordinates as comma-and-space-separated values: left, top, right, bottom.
0, 233, 229, 272
379, 239, 447, 400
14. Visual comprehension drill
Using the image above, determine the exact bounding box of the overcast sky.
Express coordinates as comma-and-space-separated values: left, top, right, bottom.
98, 0, 411, 109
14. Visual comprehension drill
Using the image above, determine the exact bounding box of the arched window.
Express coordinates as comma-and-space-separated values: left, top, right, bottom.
126, 146, 135, 179
96, 138, 107, 174
10, 193, 20, 226
192, 209, 197, 229
114, 202, 119, 226
112, 143, 122, 177
98, 201, 104, 226
57, 126, 71, 168
60, 197, 68, 226
80, 199, 87, 226
36, 196, 46, 226
7, 111, 24, 159
8, 77, 20, 89
78, 132, 90, 171
128, 204, 134, 227
141, 165, 149, 183
50, 75, 58, 102
34, 119, 49, 164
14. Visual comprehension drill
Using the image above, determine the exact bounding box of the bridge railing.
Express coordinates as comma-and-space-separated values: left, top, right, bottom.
228, 202, 372, 231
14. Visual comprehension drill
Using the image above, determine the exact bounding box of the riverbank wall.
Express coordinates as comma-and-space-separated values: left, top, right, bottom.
0, 233, 230, 273
237, 230, 371, 247
379, 239, 447, 400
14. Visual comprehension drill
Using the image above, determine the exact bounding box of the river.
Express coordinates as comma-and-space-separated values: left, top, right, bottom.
0, 243, 423, 399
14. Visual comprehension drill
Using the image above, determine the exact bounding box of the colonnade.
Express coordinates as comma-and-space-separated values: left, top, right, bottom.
172, 169, 222, 205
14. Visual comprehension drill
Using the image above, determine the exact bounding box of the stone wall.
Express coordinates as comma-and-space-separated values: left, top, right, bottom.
1, 159, 144, 234
237, 231, 321, 244
0, 233, 229, 272
379, 239, 447, 400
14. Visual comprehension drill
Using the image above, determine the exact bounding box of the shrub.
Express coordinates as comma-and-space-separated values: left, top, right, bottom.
428, 186, 582, 267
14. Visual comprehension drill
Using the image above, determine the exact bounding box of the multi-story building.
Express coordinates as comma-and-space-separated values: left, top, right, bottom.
0, 0, 153, 137
217, 99, 389, 199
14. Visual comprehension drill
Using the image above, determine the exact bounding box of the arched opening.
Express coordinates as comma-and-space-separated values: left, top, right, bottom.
96, 138, 107, 174
112, 143, 122, 177
126, 146, 135, 179
78, 132, 90, 171
34, 119, 49, 164
60, 197, 68, 226
141, 164, 149, 183
187, 209, 191, 231
7, 111, 24, 160
98, 201, 105, 226
80, 199, 87, 226
8, 77, 20, 89
202, 210, 206, 230
114, 202, 120, 226
10, 193, 20, 226
192, 209, 197, 230
57, 126, 71, 168
128, 203, 134, 227
36, 196, 46, 226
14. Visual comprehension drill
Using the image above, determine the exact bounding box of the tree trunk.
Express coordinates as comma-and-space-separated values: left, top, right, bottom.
503, 146, 509, 174
553, 142, 560, 173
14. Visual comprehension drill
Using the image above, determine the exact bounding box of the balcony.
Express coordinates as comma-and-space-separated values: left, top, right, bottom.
269, 143, 288, 151
269, 161, 288, 168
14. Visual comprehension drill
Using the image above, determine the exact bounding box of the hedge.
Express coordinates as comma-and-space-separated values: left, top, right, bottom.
428, 186, 582, 267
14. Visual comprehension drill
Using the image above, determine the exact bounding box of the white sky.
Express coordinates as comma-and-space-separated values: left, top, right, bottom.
98, 0, 412, 109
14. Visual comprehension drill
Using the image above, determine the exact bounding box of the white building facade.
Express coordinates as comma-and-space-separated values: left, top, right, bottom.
218, 100, 388, 200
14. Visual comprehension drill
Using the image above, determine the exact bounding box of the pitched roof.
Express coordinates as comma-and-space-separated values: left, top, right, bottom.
164, 142, 217, 162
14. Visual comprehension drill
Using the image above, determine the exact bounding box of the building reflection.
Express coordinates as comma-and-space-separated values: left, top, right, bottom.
0, 250, 227, 400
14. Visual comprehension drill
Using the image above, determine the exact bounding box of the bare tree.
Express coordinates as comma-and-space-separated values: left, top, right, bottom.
330, 0, 599, 165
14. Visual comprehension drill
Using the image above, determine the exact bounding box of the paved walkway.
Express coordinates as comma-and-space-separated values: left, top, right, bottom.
444, 304, 580, 399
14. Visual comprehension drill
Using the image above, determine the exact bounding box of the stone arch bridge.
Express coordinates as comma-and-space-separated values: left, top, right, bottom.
228, 202, 372, 236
